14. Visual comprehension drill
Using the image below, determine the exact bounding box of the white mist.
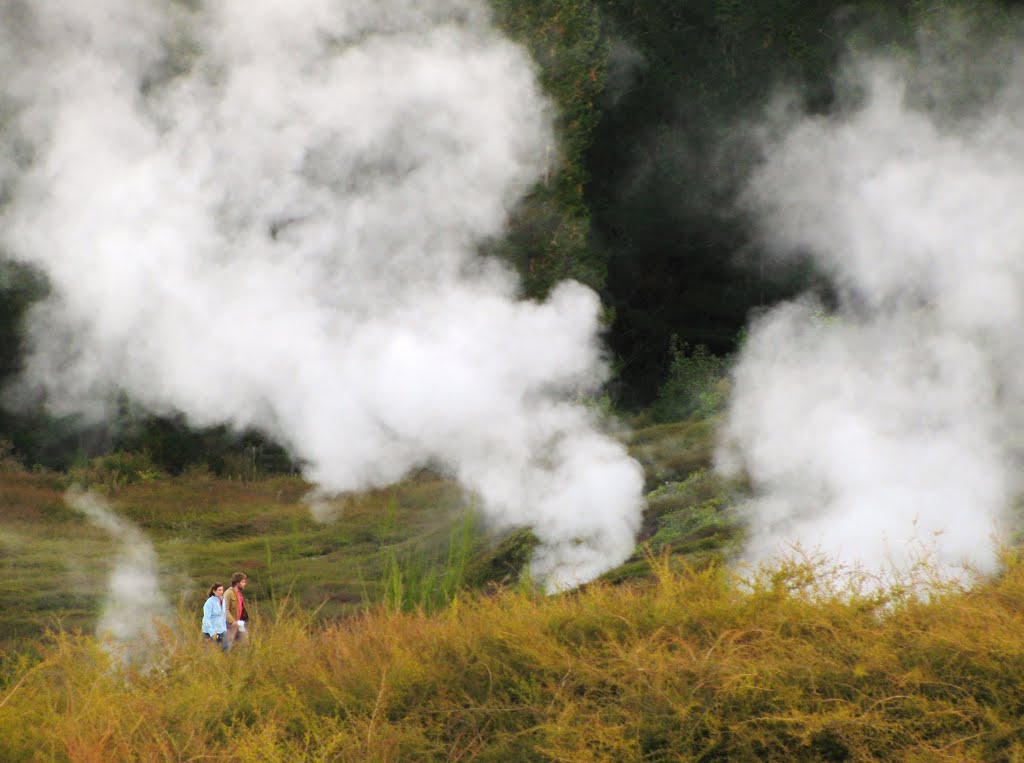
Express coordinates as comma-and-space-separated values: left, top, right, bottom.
66, 488, 168, 642
719, 44, 1024, 578
0, 0, 644, 588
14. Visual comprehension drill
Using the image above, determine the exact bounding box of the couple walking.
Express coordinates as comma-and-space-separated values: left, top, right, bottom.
202, 572, 250, 650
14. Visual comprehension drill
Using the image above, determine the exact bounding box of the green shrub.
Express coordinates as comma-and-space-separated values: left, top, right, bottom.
66, 451, 164, 492
0, 439, 25, 473
646, 470, 742, 558
651, 337, 728, 423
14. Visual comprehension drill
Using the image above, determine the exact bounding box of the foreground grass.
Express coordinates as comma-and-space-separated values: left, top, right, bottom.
3, 555, 1024, 762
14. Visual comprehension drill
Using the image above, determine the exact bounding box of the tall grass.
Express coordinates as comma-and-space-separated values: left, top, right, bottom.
379, 509, 479, 613
4, 552, 1024, 761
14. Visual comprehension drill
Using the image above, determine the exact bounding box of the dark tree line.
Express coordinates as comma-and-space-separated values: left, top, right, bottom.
498, 0, 1024, 404
585, 0, 948, 405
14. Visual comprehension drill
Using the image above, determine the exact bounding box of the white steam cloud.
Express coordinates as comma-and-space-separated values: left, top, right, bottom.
718, 36, 1024, 578
0, 0, 644, 588
66, 488, 168, 641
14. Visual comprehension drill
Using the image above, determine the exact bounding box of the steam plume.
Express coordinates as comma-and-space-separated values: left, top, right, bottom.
0, 0, 643, 588
66, 488, 167, 641
719, 26, 1024, 578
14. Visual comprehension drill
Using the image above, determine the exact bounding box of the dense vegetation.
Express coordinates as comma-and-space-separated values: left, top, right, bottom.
3, 389, 1023, 760
4, 549, 1024, 761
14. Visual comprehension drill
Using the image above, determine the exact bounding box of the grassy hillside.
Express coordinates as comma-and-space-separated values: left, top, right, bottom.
0, 467, 482, 642
4, 420, 1024, 760
0, 418, 741, 644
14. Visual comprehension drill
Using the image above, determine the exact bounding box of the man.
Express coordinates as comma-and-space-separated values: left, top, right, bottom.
224, 571, 250, 647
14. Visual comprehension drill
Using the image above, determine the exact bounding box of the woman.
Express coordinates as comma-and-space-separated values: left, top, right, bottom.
201, 582, 229, 650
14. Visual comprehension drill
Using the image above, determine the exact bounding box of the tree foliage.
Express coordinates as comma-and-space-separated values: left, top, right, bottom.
589, 0, 920, 405
490, 0, 609, 296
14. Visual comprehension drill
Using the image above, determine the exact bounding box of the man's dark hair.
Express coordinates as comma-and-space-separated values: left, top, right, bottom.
230, 572, 247, 587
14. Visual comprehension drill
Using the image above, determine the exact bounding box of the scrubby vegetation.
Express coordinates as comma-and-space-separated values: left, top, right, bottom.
4, 553, 1024, 761
3, 385, 1024, 761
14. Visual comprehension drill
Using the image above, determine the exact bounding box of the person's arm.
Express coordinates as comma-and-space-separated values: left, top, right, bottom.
202, 597, 213, 634
224, 588, 237, 625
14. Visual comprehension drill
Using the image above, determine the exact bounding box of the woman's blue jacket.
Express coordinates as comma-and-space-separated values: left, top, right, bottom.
202, 595, 227, 636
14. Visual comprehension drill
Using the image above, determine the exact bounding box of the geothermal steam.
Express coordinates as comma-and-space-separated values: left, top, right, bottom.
719, 44, 1024, 577
0, 0, 643, 588
67, 488, 168, 641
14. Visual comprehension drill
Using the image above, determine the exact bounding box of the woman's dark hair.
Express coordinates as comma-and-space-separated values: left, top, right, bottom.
208, 582, 224, 597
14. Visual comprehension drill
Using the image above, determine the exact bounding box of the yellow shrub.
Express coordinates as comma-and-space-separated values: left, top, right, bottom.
2, 556, 1024, 761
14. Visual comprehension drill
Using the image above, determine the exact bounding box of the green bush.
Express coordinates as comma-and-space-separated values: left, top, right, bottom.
0, 439, 25, 473
66, 451, 164, 492
650, 337, 728, 422
646, 469, 742, 558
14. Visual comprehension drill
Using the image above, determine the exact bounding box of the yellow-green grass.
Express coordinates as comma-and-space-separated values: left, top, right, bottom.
628, 418, 718, 490
0, 468, 479, 642
0, 417, 739, 643
3, 555, 1024, 761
